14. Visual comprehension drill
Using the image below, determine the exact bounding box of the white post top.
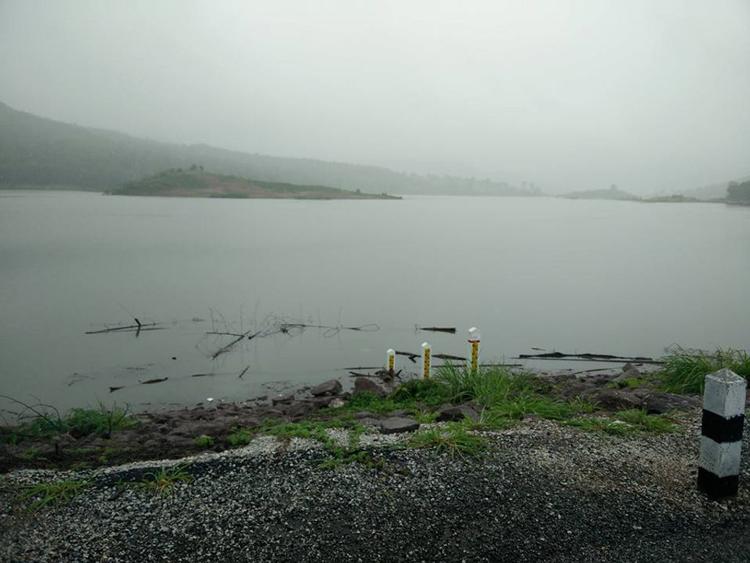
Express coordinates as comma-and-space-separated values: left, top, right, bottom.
387, 348, 395, 355
703, 368, 747, 418
421, 342, 430, 350
468, 327, 480, 340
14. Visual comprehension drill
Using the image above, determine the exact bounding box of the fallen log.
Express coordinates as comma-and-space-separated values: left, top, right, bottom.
517, 352, 663, 365
139, 377, 168, 385
419, 327, 457, 334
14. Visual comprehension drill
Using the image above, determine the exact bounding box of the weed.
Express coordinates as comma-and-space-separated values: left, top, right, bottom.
227, 428, 253, 446
138, 464, 192, 496
660, 347, 750, 394
20, 479, 89, 511
567, 409, 675, 436
409, 424, 487, 458
194, 434, 215, 448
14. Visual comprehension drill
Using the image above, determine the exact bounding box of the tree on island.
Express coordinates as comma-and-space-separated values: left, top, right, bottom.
727, 180, 750, 203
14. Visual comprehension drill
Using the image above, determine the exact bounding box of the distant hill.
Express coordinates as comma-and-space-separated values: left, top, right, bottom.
0, 101, 532, 196
113, 169, 399, 200
561, 186, 639, 201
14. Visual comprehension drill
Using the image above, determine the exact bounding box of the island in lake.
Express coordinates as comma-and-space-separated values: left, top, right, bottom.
110, 168, 401, 200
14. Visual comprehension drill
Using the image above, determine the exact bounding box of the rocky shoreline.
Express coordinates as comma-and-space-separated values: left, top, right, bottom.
1, 364, 701, 473
0, 364, 705, 474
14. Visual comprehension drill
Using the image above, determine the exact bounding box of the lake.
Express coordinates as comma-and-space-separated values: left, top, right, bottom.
1, 190, 748, 414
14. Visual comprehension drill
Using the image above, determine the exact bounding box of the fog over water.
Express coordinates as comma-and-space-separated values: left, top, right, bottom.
1, 0, 749, 193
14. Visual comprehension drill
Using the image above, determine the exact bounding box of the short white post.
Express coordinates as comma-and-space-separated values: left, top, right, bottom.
421, 342, 432, 379
468, 327, 481, 373
698, 368, 746, 499
386, 348, 396, 375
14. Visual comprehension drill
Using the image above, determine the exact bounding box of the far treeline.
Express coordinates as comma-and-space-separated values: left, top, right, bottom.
727, 180, 750, 204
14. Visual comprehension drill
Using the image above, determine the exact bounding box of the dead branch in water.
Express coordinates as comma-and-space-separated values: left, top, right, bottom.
418, 326, 457, 334
238, 366, 250, 379
139, 377, 168, 385
86, 317, 159, 335
211, 329, 261, 360
517, 352, 663, 365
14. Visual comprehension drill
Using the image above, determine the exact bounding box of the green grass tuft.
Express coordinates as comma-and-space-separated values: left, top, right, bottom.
567, 409, 676, 436
20, 479, 89, 511
660, 347, 750, 394
138, 464, 192, 496
226, 428, 253, 446
409, 423, 487, 458
194, 434, 215, 448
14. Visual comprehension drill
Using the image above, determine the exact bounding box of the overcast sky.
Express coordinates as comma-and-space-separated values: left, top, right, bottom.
1, 0, 749, 193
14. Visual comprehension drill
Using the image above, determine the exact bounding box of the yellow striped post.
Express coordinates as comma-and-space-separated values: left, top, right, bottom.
468, 327, 480, 373
421, 342, 432, 379
387, 348, 396, 374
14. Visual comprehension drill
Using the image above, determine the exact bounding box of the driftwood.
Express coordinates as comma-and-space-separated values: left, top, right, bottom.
109, 386, 125, 393
517, 352, 663, 365
139, 377, 168, 385
86, 317, 159, 335
419, 326, 457, 334
190, 373, 214, 378
395, 351, 419, 363
238, 366, 250, 379
433, 353, 466, 361
211, 329, 261, 359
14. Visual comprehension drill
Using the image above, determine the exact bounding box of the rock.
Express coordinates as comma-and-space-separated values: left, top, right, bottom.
310, 379, 342, 397
379, 417, 420, 434
271, 393, 295, 405
614, 365, 642, 383
309, 396, 336, 408
283, 401, 314, 419
171, 421, 227, 437
353, 377, 386, 397
357, 417, 382, 427
588, 389, 644, 411
329, 398, 346, 409
436, 404, 479, 423
641, 392, 699, 414
354, 411, 375, 419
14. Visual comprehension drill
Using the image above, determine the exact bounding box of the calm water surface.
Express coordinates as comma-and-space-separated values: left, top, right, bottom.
1, 191, 748, 412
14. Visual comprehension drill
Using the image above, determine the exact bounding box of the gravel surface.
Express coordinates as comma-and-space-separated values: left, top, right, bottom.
2, 417, 749, 562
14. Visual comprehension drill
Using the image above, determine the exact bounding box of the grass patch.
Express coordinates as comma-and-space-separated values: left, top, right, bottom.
567, 409, 676, 436
226, 428, 253, 446
20, 479, 89, 511
138, 464, 192, 496
409, 423, 487, 458
660, 347, 750, 394
2, 402, 137, 444
194, 434, 215, 448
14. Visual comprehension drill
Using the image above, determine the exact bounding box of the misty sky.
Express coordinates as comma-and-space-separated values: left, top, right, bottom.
1, 0, 749, 194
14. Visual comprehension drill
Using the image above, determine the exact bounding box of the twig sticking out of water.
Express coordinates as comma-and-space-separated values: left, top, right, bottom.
85, 317, 159, 335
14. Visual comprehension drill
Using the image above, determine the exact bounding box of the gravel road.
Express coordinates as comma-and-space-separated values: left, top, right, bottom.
2, 418, 749, 562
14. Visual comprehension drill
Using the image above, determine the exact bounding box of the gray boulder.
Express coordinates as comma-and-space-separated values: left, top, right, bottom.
353, 377, 386, 397
379, 417, 420, 434
310, 379, 342, 397
436, 404, 480, 422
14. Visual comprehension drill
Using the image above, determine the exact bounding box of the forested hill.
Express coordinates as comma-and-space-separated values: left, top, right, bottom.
0, 101, 532, 196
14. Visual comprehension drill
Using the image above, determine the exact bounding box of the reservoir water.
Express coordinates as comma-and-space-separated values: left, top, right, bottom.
1, 190, 748, 413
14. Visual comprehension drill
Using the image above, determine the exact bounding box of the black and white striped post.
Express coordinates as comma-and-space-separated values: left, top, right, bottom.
697, 368, 746, 499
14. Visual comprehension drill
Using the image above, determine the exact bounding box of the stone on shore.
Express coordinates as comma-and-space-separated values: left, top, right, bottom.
310, 379, 342, 397
436, 404, 480, 422
353, 377, 386, 397
379, 417, 420, 434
